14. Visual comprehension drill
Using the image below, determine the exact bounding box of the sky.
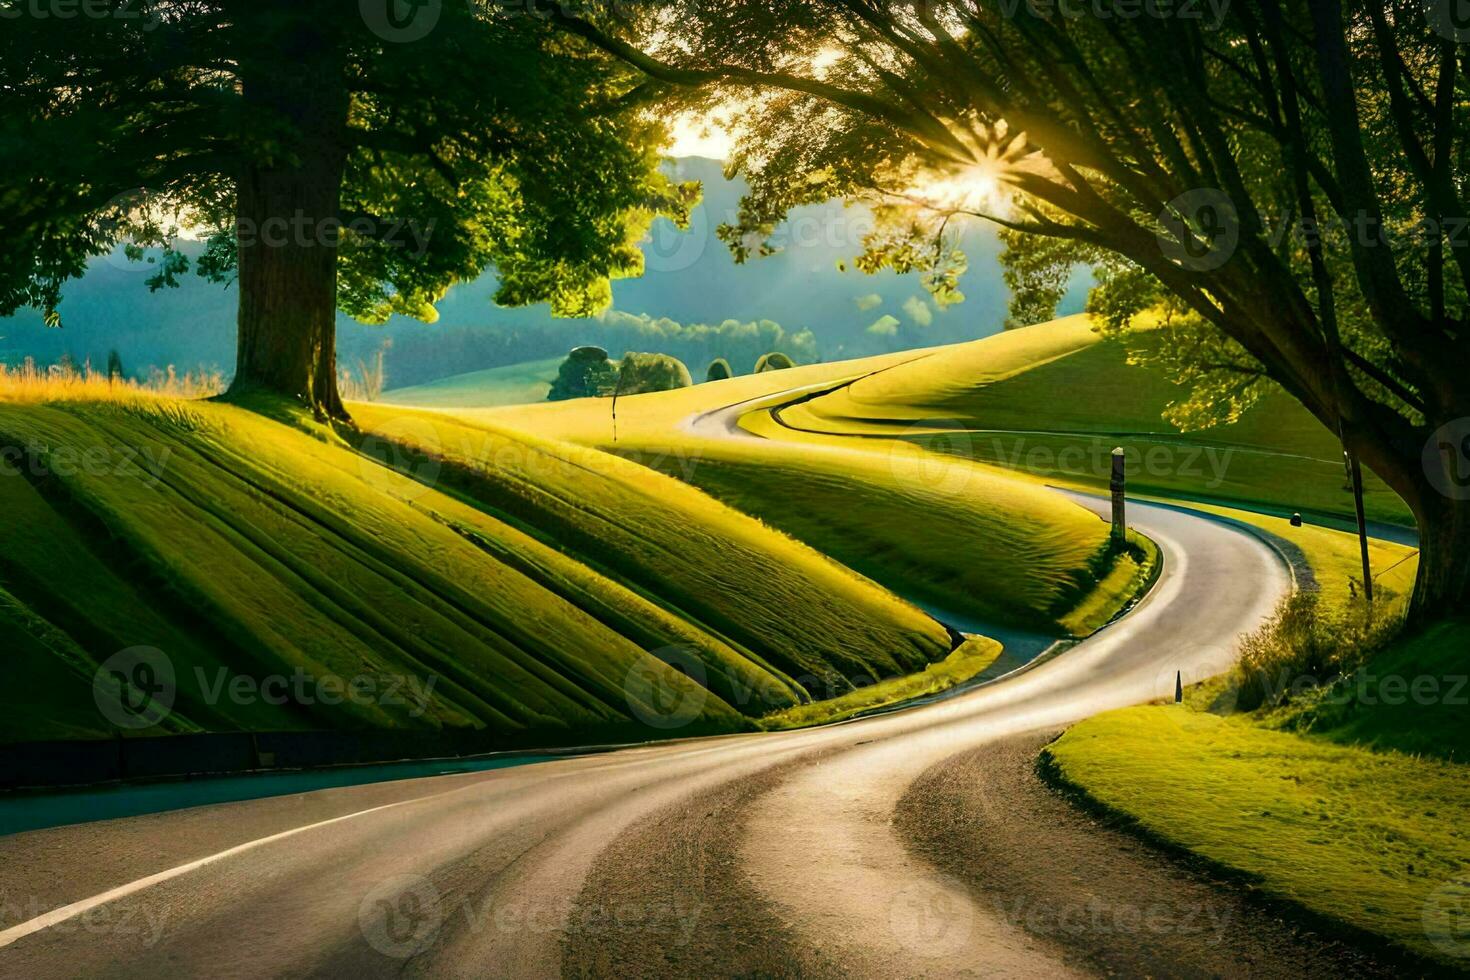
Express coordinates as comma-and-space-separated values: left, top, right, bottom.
666, 111, 735, 160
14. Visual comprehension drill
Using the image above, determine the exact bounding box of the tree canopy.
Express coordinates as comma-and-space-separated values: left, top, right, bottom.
560, 0, 1470, 618
0, 0, 695, 416
616, 350, 694, 394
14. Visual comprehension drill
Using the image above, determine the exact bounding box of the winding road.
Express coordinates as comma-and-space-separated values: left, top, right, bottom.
0, 381, 1357, 978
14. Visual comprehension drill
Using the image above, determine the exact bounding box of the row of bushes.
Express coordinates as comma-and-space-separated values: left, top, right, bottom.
547, 347, 796, 401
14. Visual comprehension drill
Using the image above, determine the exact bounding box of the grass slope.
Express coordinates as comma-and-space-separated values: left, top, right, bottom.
477, 343, 1151, 640
0, 394, 950, 745
781, 316, 1413, 528
1043, 489, 1452, 966
380, 357, 561, 409
1044, 706, 1470, 968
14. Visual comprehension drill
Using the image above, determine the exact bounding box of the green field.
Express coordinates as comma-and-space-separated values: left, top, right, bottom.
1045, 691, 1470, 968
780, 316, 1414, 528
380, 357, 561, 409
482, 336, 1159, 640
0, 394, 955, 744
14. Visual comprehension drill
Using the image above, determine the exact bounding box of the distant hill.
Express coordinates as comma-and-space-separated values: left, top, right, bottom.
381, 358, 561, 408
0, 157, 1089, 386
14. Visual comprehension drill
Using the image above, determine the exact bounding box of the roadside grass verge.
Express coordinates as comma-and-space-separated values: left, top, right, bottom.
1267, 619, 1470, 762
1044, 513, 1465, 969
1042, 706, 1470, 969
1160, 501, 1418, 615
1057, 531, 1160, 637
759, 636, 1003, 730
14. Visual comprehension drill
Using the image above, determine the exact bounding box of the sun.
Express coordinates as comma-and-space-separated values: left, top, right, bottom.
913, 161, 1008, 214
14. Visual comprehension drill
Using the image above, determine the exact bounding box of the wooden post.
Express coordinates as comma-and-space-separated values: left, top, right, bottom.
1348, 451, 1374, 603
1110, 447, 1127, 546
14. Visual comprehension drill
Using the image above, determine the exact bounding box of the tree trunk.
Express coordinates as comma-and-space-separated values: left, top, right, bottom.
1406, 461, 1470, 623
1348, 416, 1470, 623
226, 20, 351, 421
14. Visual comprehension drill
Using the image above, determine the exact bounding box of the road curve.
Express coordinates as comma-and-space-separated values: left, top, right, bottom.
0, 386, 1294, 979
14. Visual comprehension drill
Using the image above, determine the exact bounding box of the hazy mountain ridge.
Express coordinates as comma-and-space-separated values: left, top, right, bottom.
0, 158, 1086, 386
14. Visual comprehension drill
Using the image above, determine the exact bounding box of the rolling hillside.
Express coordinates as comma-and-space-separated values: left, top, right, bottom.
0, 391, 951, 745
380, 357, 561, 408
777, 315, 1413, 528
481, 339, 1154, 639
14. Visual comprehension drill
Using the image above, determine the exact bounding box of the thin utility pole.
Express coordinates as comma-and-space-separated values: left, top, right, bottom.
1347, 448, 1374, 603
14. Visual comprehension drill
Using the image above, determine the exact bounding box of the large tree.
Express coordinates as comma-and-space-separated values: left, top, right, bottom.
0, 0, 694, 419
558, 0, 1470, 620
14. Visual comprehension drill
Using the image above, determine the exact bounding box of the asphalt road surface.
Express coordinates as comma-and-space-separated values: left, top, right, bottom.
1, 385, 1343, 979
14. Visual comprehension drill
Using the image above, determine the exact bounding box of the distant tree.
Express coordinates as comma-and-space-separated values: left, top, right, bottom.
105, 349, 126, 384
1, 2, 695, 420
548, 346, 618, 401
754, 352, 795, 373
596, 311, 819, 371
706, 357, 733, 382
616, 352, 694, 395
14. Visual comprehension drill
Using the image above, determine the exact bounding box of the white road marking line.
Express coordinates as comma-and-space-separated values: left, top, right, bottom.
0, 792, 447, 950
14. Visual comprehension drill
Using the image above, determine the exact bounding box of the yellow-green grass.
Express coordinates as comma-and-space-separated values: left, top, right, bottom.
0, 394, 952, 745
781, 316, 1413, 528
615, 438, 1140, 637
759, 635, 1003, 730
1044, 707, 1470, 968
1159, 500, 1418, 616
785, 313, 1104, 425
1056, 530, 1160, 637
1266, 619, 1470, 762
380, 357, 561, 409
1045, 509, 1461, 967
477, 343, 1154, 639
481, 347, 925, 445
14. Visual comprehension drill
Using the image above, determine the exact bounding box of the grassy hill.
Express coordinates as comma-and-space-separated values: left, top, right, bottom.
481, 337, 1156, 640
0, 388, 953, 745
380, 358, 561, 409
778, 315, 1414, 528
